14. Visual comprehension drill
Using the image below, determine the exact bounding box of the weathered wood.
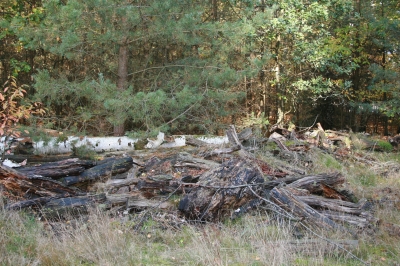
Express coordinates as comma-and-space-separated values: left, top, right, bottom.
105, 193, 172, 209
268, 137, 290, 151
288, 172, 345, 193
4, 154, 73, 163
270, 160, 307, 176
185, 136, 209, 147
298, 195, 369, 216
60, 157, 133, 186
18, 158, 94, 178
200, 145, 241, 158
105, 177, 140, 190
175, 152, 220, 169
127, 198, 172, 209
6, 196, 59, 210
237, 127, 253, 141
226, 125, 243, 147
263, 176, 306, 190
136, 180, 177, 194
320, 210, 378, 228
270, 187, 349, 233
0, 165, 77, 199
41, 193, 107, 219
178, 158, 265, 221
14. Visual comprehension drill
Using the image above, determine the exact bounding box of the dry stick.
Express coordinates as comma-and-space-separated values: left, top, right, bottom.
247, 186, 370, 266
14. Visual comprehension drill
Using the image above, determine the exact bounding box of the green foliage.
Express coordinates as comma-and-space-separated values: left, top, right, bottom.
242, 112, 270, 130
1, 0, 399, 135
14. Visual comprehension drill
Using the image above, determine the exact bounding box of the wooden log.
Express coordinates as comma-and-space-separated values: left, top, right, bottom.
0, 165, 77, 199
298, 195, 369, 216
60, 157, 133, 186
4, 154, 73, 163
226, 125, 243, 147
263, 176, 306, 190
17, 158, 94, 179
185, 136, 209, 147
200, 145, 241, 158
41, 193, 107, 219
136, 180, 178, 194
237, 127, 253, 141
105, 177, 140, 190
105, 193, 172, 209
127, 198, 172, 209
270, 187, 349, 233
287, 172, 345, 193
178, 158, 265, 221
320, 210, 377, 228
174, 152, 220, 169
6, 196, 59, 210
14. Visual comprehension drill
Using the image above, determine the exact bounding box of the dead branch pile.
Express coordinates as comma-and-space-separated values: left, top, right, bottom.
0, 125, 379, 236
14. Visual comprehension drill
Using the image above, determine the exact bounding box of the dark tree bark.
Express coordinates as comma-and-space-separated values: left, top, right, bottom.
0, 165, 77, 200
60, 157, 133, 186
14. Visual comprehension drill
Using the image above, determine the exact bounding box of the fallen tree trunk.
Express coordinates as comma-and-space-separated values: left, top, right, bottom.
18, 158, 94, 179
60, 157, 133, 186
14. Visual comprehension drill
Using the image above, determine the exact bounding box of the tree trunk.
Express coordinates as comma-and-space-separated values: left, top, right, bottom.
114, 39, 129, 136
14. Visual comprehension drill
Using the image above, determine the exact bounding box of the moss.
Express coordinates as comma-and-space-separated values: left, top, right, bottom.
376, 140, 394, 152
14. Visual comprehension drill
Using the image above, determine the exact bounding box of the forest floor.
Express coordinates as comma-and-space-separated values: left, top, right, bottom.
1, 132, 400, 266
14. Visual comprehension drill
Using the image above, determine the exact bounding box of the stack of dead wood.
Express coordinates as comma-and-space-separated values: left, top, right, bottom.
0, 125, 378, 235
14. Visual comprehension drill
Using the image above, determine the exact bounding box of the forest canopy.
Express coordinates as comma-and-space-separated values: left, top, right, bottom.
1, 0, 399, 136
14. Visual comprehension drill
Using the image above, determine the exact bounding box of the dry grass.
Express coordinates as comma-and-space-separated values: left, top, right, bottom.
1, 150, 400, 265
0, 206, 369, 266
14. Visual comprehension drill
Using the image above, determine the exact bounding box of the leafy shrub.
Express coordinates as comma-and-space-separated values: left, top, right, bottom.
0, 76, 45, 157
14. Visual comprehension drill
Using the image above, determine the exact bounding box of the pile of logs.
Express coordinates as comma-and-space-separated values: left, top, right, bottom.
0, 126, 378, 235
